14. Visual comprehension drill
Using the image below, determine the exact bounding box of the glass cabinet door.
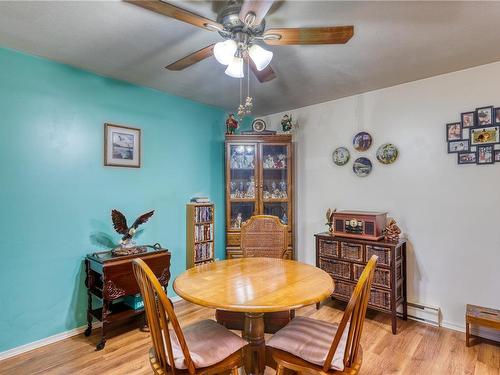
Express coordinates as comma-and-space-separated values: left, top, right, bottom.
227, 144, 257, 230
260, 144, 291, 226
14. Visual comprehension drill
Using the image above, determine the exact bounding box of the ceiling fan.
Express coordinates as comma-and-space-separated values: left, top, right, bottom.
125, 0, 354, 83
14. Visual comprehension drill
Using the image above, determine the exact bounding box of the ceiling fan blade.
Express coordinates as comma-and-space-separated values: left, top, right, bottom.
239, 0, 274, 26
243, 53, 276, 82
166, 44, 215, 71
252, 64, 276, 83
125, 0, 222, 31
264, 26, 354, 45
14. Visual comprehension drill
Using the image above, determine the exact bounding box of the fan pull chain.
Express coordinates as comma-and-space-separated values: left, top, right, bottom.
244, 58, 253, 115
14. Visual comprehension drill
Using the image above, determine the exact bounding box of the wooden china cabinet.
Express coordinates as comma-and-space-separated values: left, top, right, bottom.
225, 134, 294, 259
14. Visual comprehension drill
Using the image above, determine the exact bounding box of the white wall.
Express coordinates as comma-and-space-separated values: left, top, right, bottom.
261, 62, 500, 331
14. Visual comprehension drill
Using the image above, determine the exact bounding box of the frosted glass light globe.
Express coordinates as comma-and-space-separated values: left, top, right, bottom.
214, 40, 237, 65
225, 57, 244, 78
248, 44, 273, 71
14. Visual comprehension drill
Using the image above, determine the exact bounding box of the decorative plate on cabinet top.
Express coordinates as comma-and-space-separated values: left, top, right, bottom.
353, 157, 372, 177
376, 143, 399, 164
353, 131, 372, 151
332, 147, 350, 166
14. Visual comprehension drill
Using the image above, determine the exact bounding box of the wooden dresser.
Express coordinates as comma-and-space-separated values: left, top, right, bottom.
85, 248, 171, 349
315, 232, 407, 334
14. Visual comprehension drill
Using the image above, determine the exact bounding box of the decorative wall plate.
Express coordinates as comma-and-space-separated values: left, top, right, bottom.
376, 143, 399, 164
332, 147, 350, 166
353, 157, 372, 177
353, 131, 372, 151
252, 119, 266, 132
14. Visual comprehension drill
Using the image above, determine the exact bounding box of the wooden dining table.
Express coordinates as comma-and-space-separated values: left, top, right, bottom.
173, 257, 334, 375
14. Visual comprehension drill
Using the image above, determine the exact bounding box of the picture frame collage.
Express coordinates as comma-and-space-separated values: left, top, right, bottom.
447, 106, 500, 165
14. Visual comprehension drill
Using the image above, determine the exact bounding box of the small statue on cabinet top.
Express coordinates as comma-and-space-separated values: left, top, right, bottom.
226, 114, 239, 135
325, 208, 336, 234
281, 114, 293, 133
111, 209, 154, 256
384, 219, 401, 242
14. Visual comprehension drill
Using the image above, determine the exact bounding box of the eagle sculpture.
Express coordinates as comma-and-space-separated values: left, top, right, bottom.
111, 209, 154, 248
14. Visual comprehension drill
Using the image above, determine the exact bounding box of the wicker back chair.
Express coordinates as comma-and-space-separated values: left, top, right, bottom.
267, 255, 378, 375
132, 259, 246, 375
241, 215, 288, 258
216, 215, 292, 334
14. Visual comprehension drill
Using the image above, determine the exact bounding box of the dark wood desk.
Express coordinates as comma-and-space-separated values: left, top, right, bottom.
85, 248, 170, 350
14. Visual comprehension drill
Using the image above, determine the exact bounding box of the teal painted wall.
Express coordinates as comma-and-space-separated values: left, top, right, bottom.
0, 47, 228, 352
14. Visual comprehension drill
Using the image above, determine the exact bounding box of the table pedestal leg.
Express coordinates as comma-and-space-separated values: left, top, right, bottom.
243, 312, 265, 375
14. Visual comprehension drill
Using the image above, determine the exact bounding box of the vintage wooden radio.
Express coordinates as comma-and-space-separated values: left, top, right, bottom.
333, 210, 387, 240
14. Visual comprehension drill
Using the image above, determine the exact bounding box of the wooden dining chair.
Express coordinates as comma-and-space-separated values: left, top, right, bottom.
132, 259, 247, 375
266, 255, 378, 375
216, 215, 292, 333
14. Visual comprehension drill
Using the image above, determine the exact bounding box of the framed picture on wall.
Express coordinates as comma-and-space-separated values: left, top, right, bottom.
461, 112, 475, 128
475, 106, 494, 126
495, 108, 500, 125
457, 152, 476, 164
446, 122, 462, 141
494, 150, 500, 162
448, 139, 469, 153
477, 145, 494, 164
470, 125, 500, 146
104, 123, 141, 168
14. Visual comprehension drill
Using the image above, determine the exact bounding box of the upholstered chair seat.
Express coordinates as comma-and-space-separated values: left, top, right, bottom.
267, 256, 378, 375
167, 319, 247, 369
132, 258, 246, 375
267, 316, 349, 371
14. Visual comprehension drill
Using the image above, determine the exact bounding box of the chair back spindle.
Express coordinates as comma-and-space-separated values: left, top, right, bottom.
132, 259, 196, 375
322, 255, 378, 371
241, 215, 288, 258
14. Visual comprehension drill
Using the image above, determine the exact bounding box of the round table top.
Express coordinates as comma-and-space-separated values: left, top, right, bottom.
173, 258, 335, 313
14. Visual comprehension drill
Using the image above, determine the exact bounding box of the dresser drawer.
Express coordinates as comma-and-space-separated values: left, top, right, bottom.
318, 239, 339, 258
354, 264, 391, 289
332, 279, 356, 299
227, 233, 240, 247
320, 258, 351, 280
340, 242, 364, 262
369, 287, 391, 310
366, 245, 391, 267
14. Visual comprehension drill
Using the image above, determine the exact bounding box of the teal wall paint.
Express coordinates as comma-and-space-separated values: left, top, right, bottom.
0, 47, 227, 352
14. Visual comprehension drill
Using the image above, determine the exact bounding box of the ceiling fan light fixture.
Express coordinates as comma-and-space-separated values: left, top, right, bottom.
225, 56, 244, 78
248, 44, 273, 71
214, 40, 237, 65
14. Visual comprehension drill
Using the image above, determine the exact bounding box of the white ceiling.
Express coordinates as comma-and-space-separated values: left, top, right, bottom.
1, 1, 500, 116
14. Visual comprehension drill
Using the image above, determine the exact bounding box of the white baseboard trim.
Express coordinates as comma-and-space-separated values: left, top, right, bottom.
0, 322, 101, 362
0, 295, 184, 362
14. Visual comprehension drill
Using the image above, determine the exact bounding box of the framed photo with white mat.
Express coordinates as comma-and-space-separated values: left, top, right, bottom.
104, 123, 141, 168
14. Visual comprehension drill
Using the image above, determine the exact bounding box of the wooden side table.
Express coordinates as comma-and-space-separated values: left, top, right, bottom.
85, 248, 171, 350
466, 304, 500, 347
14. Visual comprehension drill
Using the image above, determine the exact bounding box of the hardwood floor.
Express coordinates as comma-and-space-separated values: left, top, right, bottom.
1, 299, 499, 375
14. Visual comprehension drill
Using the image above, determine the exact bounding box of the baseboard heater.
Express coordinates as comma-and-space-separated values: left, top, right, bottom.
405, 302, 441, 327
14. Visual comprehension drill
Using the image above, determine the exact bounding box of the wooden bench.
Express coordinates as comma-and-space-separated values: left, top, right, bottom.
466, 304, 500, 347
